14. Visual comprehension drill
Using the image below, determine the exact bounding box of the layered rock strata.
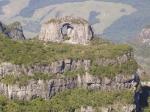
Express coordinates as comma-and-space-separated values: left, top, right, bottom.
0, 73, 137, 100
0, 52, 132, 77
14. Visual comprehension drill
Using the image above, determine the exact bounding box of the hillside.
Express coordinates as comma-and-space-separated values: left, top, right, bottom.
0, 16, 146, 112
0, 32, 140, 112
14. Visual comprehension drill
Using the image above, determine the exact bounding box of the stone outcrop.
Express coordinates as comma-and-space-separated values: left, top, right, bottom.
0, 21, 6, 33
76, 104, 136, 112
136, 26, 150, 45
0, 21, 25, 40
0, 73, 137, 100
0, 52, 132, 77
0, 59, 91, 77
0, 50, 138, 100
39, 16, 93, 45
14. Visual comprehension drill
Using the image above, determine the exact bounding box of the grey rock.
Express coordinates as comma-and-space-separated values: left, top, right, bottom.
39, 16, 94, 45
0, 21, 6, 33
0, 21, 25, 40
76, 104, 136, 112
5, 22, 25, 40
0, 73, 137, 100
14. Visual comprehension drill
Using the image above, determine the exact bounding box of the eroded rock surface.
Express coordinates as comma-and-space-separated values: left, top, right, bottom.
0, 21, 25, 40
76, 104, 136, 112
0, 73, 137, 100
39, 16, 93, 45
0, 52, 132, 77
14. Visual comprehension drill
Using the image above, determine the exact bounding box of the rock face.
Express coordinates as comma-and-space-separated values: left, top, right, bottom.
0, 73, 137, 100
136, 26, 150, 45
0, 52, 132, 77
39, 16, 93, 45
0, 22, 6, 33
0, 21, 25, 40
76, 105, 136, 112
0, 51, 138, 100
0, 59, 91, 77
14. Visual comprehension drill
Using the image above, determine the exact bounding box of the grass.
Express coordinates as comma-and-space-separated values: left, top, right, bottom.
0, 34, 138, 85
46, 16, 88, 24
0, 73, 54, 86
0, 33, 133, 65
89, 59, 138, 78
0, 88, 134, 112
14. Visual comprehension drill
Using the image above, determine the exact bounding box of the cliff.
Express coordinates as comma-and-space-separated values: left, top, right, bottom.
0, 18, 141, 112
0, 34, 139, 112
0, 21, 25, 40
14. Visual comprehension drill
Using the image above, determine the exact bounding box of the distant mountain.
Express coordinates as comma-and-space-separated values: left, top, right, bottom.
0, 0, 150, 42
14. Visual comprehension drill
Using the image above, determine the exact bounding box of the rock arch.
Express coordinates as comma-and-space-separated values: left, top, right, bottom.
39, 16, 94, 45
61, 23, 74, 40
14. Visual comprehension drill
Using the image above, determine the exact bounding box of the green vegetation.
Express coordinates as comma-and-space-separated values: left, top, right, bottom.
63, 68, 85, 78
143, 97, 150, 112
0, 88, 133, 112
0, 73, 53, 86
46, 17, 88, 24
89, 59, 138, 78
0, 34, 133, 65
63, 35, 71, 40
0, 58, 138, 86
0, 68, 86, 86
0, 34, 138, 85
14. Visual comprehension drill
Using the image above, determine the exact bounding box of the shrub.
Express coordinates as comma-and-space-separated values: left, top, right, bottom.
0, 88, 134, 112
0, 34, 133, 65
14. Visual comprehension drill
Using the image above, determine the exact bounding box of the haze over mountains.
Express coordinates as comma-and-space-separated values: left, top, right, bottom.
0, 0, 150, 42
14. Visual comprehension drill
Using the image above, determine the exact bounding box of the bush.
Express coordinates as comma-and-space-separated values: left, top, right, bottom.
0, 88, 134, 112
89, 59, 138, 78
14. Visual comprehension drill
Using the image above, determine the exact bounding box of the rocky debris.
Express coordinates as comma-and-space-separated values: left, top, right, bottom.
0, 21, 25, 40
39, 16, 93, 45
0, 73, 137, 100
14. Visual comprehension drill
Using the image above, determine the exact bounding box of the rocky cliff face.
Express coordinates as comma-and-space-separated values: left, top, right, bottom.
136, 26, 150, 45
0, 21, 25, 40
76, 105, 136, 112
0, 22, 6, 33
0, 52, 132, 77
0, 73, 137, 100
0, 51, 138, 100
39, 16, 93, 45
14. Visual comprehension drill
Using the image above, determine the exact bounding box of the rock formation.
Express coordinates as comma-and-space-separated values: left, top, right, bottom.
0, 53, 132, 77
0, 71, 138, 100
0, 21, 25, 40
76, 105, 136, 112
0, 51, 138, 100
0, 21, 6, 33
39, 16, 93, 45
136, 26, 150, 45
0, 18, 142, 112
